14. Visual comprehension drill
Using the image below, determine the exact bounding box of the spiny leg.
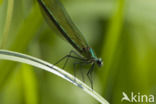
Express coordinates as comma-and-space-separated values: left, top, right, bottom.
54, 50, 84, 69
87, 63, 95, 90
73, 61, 90, 82
73, 62, 85, 81
54, 55, 67, 65
63, 50, 82, 69
73, 62, 78, 81
63, 51, 72, 69
79, 65, 85, 82
73, 61, 85, 82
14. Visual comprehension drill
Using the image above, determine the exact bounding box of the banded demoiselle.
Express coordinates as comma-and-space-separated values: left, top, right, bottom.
38, 0, 103, 89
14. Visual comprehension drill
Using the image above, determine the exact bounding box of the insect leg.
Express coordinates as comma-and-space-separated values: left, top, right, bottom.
63, 50, 82, 69
87, 63, 95, 90
73, 61, 90, 82
54, 50, 85, 69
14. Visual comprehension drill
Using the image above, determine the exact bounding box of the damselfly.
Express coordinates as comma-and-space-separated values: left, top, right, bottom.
38, 0, 103, 89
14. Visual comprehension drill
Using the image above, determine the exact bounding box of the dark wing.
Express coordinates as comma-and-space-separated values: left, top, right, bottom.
38, 0, 89, 53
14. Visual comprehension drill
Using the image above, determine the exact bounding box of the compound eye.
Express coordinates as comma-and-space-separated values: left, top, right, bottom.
97, 58, 103, 67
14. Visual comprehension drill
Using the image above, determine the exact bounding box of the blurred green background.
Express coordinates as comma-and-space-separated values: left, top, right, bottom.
0, 0, 156, 104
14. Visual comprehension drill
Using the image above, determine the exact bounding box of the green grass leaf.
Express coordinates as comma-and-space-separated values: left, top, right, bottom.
0, 50, 110, 104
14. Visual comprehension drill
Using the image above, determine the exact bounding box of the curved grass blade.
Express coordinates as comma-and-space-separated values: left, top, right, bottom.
0, 50, 109, 104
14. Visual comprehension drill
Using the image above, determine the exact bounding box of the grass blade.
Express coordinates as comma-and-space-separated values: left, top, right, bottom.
0, 50, 109, 104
